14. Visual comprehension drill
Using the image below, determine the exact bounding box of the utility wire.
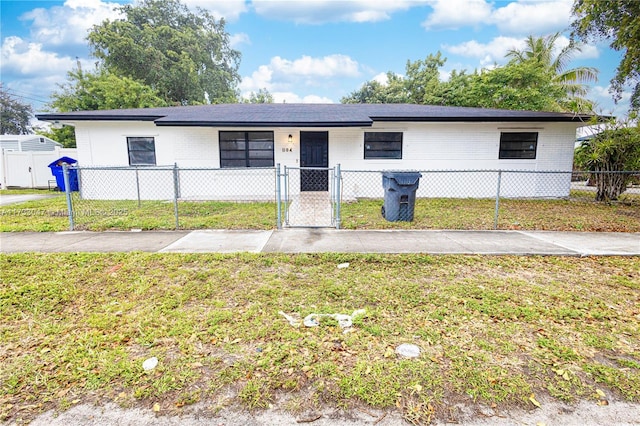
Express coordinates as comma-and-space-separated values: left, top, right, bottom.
3, 87, 50, 104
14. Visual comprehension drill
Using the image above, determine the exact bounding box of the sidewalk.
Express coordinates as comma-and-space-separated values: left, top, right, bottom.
1, 229, 638, 255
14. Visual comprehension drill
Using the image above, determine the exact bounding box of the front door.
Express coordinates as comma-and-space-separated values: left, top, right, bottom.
300, 131, 328, 191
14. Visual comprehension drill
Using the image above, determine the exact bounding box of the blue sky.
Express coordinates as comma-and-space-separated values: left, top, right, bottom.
0, 0, 631, 117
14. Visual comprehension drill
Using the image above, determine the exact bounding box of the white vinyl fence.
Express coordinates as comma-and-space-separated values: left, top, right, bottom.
0, 148, 77, 189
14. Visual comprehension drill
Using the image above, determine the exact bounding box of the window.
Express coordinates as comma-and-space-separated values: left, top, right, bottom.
220, 131, 274, 168
364, 132, 403, 159
499, 132, 538, 159
127, 137, 156, 166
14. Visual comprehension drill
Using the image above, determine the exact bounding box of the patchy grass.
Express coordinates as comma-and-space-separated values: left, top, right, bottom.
341, 194, 640, 232
1, 253, 639, 423
1, 189, 638, 232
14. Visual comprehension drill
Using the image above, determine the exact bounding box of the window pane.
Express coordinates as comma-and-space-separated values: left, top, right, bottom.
248, 140, 274, 150
220, 132, 245, 142
221, 159, 247, 168
365, 132, 402, 142
364, 132, 402, 159
499, 132, 538, 159
249, 159, 274, 167
127, 137, 156, 165
220, 150, 246, 160
220, 140, 246, 150
249, 150, 273, 159
219, 131, 274, 168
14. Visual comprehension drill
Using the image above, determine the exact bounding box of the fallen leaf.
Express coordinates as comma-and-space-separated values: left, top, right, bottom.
596, 389, 606, 398
56, 388, 71, 398
597, 399, 609, 406
529, 394, 541, 408
71, 399, 80, 404
153, 403, 160, 412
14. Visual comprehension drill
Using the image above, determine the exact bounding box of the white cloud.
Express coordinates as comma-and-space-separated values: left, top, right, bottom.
422, 0, 574, 35
21, 0, 123, 47
552, 35, 600, 60
422, 0, 492, 30
491, 0, 573, 35
1, 36, 75, 76
241, 54, 362, 93
443, 37, 526, 66
251, 0, 426, 24
230, 33, 251, 48
372, 72, 390, 85
273, 92, 334, 103
182, 0, 247, 21
271, 54, 360, 78
444, 34, 599, 68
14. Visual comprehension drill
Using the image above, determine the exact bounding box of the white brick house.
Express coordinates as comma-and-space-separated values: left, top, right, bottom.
37, 104, 592, 200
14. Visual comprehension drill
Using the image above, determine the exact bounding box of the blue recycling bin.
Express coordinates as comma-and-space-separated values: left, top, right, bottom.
381, 171, 422, 221
48, 156, 78, 191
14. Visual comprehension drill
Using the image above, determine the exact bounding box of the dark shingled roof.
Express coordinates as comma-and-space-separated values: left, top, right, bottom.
36, 103, 593, 127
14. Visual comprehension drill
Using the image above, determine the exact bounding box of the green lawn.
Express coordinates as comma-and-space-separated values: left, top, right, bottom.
1, 190, 639, 232
2, 253, 639, 424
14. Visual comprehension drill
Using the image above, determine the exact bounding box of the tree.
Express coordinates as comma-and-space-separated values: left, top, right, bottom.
0, 84, 33, 134
49, 68, 167, 112
574, 117, 640, 201
46, 68, 167, 147
341, 54, 446, 104
341, 50, 576, 111
88, 0, 241, 105
33, 125, 76, 149
461, 60, 568, 111
506, 33, 598, 112
244, 88, 274, 104
571, 0, 640, 111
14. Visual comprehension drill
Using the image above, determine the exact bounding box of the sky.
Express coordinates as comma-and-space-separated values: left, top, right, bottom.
0, 0, 632, 118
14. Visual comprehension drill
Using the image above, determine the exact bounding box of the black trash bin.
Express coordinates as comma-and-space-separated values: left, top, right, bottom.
381, 171, 422, 221
48, 156, 78, 191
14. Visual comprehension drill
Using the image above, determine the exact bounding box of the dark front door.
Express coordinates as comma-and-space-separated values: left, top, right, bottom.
300, 131, 328, 191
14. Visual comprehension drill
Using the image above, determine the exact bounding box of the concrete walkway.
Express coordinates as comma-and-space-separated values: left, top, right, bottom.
1, 229, 638, 255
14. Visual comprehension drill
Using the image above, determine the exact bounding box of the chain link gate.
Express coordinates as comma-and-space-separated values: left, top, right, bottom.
278, 164, 341, 228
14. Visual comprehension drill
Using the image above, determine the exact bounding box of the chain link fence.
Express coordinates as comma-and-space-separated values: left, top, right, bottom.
339, 169, 640, 231
58, 165, 640, 231
67, 165, 278, 230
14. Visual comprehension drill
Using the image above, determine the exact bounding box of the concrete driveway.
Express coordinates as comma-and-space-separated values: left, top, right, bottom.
0, 193, 60, 206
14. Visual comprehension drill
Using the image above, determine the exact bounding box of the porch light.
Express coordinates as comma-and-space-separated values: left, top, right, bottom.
288, 134, 293, 144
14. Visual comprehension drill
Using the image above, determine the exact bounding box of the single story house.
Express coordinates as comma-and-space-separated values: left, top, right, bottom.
36, 104, 592, 200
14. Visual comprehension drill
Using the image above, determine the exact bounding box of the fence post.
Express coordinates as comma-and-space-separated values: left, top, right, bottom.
335, 163, 341, 229
135, 167, 141, 207
172, 163, 179, 229
276, 163, 282, 229
62, 163, 74, 231
493, 170, 502, 230
283, 165, 289, 225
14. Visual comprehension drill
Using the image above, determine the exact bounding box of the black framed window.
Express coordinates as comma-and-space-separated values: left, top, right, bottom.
499, 132, 538, 159
364, 132, 403, 159
127, 137, 156, 165
220, 131, 274, 168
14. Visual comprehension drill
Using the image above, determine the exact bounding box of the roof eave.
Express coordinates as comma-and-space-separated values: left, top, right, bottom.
154, 121, 374, 127
36, 114, 162, 122
372, 116, 593, 123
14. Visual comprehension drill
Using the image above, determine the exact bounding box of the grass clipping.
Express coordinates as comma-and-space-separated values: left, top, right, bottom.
1, 253, 639, 424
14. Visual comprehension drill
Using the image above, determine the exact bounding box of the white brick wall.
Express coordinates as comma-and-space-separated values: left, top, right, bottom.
73, 120, 581, 200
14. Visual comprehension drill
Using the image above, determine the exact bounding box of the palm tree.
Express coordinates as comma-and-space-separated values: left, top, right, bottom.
506, 33, 599, 113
